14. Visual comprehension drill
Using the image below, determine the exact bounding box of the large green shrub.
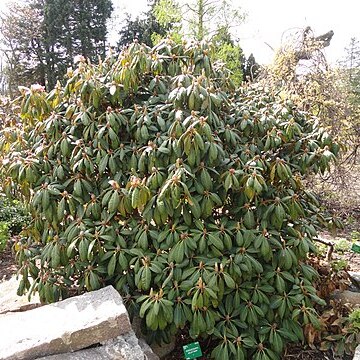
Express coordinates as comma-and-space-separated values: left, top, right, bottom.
1, 40, 339, 359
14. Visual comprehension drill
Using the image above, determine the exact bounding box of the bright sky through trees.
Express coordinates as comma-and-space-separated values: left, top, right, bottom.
115, 0, 360, 64
1, 0, 359, 64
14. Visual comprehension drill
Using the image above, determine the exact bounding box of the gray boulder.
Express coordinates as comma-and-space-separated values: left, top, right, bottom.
0, 286, 131, 360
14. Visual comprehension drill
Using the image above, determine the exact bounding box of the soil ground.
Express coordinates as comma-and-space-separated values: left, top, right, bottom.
0, 240, 17, 282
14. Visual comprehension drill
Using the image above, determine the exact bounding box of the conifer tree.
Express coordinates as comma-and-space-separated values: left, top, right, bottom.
0, 0, 113, 93
118, 0, 173, 48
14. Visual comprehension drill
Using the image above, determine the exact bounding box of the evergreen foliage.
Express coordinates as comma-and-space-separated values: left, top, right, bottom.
0, 40, 340, 360
243, 53, 261, 82
118, 1, 173, 48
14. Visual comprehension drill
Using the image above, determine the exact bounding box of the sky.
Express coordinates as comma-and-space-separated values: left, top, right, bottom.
1, 0, 359, 65
111, 0, 360, 65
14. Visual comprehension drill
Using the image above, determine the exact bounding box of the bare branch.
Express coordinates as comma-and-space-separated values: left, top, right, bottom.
295, 28, 334, 61
264, 42, 275, 52
313, 237, 334, 261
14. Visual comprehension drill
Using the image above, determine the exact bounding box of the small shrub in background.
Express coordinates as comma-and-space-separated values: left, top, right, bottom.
0, 222, 9, 253
0, 40, 340, 359
351, 231, 360, 242
333, 238, 351, 253
0, 195, 30, 234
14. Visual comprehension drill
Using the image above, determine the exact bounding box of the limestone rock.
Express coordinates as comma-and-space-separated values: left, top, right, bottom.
0, 286, 131, 360
348, 271, 360, 289
0, 276, 41, 314
36, 347, 113, 360
138, 339, 160, 360
354, 345, 360, 360
331, 290, 360, 306
36, 331, 159, 360
103, 331, 150, 360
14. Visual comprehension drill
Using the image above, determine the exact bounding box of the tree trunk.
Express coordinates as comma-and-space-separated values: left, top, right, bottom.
197, 0, 204, 41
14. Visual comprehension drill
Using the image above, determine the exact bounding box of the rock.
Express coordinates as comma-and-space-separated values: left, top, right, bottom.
36, 331, 159, 360
36, 347, 113, 360
348, 271, 360, 289
354, 345, 360, 360
0, 276, 41, 314
331, 290, 360, 306
104, 331, 152, 360
138, 339, 160, 360
0, 286, 131, 360
0, 284, 159, 360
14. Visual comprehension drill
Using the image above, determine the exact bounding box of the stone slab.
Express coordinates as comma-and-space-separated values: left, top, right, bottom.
36, 331, 159, 360
354, 344, 360, 360
0, 286, 131, 360
138, 339, 160, 360
348, 271, 360, 289
36, 347, 112, 360
0, 276, 41, 314
104, 332, 147, 360
331, 290, 360, 306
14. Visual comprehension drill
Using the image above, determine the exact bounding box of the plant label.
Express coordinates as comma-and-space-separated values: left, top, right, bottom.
183, 341, 203, 359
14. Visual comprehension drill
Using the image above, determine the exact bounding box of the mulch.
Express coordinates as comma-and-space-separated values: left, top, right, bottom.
283, 345, 352, 360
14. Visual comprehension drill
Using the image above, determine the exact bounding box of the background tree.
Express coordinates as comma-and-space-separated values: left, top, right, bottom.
153, 0, 248, 85
264, 28, 359, 220
154, 0, 245, 41
118, 0, 173, 48
341, 37, 360, 142
62, 0, 113, 60
243, 53, 261, 82
211, 27, 245, 86
265, 27, 339, 128
341, 37, 360, 115
153, 0, 182, 40
0, 0, 113, 94
0, 3, 45, 97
